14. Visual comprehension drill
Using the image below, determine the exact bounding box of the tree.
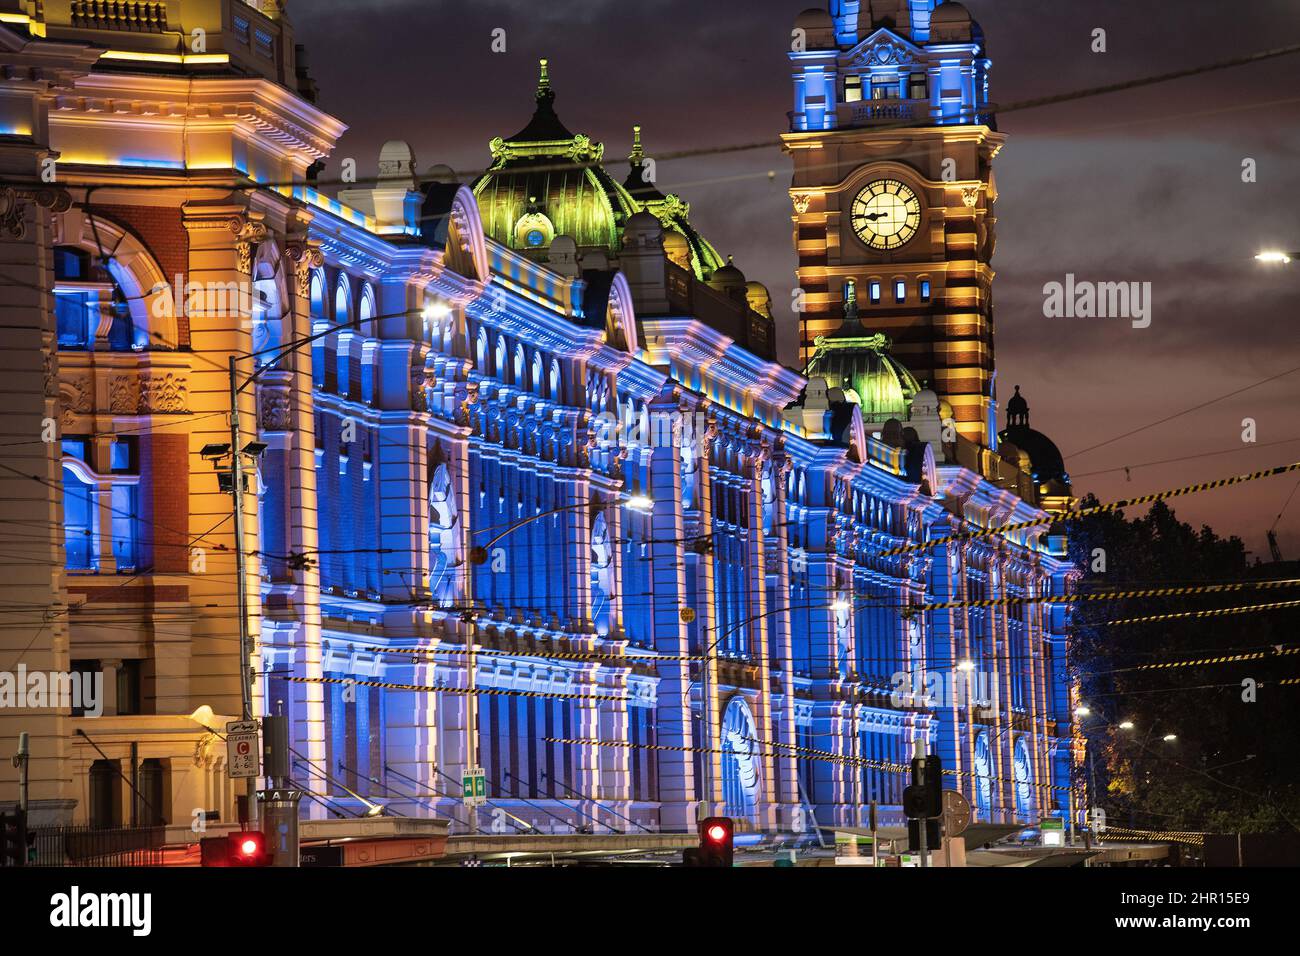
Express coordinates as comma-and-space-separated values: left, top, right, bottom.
1067, 498, 1300, 835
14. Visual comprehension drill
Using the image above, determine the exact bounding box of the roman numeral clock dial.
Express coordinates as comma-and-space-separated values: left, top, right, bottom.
851, 179, 922, 251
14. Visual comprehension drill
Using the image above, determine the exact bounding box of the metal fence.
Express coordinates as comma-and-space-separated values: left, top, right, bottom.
27, 825, 167, 867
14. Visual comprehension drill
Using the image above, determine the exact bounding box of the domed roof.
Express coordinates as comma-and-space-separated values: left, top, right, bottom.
794, 7, 833, 30
931, 1, 977, 41
932, 1, 972, 25
998, 387, 1070, 488
707, 257, 746, 292
999, 425, 1068, 486
804, 333, 921, 423
473, 73, 725, 278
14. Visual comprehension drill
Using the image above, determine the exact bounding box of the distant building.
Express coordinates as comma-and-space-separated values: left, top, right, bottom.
0, 0, 1075, 838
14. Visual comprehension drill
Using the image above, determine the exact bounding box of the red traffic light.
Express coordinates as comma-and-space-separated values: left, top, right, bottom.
227, 830, 270, 867
691, 817, 734, 867
705, 822, 729, 844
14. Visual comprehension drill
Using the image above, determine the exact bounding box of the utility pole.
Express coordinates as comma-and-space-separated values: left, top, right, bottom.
229, 356, 258, 827
13, 732, 28, 813
915, 740, 929, 868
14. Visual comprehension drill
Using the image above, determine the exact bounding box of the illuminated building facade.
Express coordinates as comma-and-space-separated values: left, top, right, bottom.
0, 0, 1075, 839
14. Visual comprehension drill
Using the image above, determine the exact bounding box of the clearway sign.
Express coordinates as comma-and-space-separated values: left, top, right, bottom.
226, 720, 261, 779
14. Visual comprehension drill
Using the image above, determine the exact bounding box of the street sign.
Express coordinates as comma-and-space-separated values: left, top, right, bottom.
462, 767, 487, 807
680, 607, 696, 625
942, 789, 971, 837
1041, 817, 1066, 847
226, 720, 260, 779
300, 845, 345, 868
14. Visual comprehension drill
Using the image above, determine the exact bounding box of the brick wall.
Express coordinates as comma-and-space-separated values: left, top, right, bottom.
93, 204, 191, 346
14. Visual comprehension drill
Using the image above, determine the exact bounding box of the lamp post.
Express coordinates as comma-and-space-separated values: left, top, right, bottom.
1255, 250, 1300, 265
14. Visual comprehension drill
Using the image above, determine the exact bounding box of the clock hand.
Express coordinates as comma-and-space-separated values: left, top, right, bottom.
863, 212, 889, 221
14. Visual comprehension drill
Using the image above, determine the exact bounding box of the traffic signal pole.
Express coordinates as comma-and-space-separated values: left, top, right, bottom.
915, 740, 929, 868
229, 358, 258, 828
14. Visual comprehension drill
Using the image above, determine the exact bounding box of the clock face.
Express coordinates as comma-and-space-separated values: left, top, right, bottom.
851, 179, 922, 251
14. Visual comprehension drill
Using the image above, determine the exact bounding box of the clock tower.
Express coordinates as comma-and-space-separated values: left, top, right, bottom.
783, 0, 1003, 444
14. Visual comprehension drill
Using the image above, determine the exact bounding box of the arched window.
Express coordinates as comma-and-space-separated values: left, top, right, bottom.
53, 246, 142, 352
549, 359, 562, 401
251, 261, 283, 369
494, 336, 507, 381
1014, 737, 1035, 820
310, 271, 327, 389
476, 329, 488, 371
62, 463, 97, 571
590, 512, 613, 636
974, 731, 993, 821
428, 464, 460, 608
514, 345, 526, 388
334, 276, 352, 326
532, 352, 544, 397
720, 696, 760, 821
359, 283, 376, 333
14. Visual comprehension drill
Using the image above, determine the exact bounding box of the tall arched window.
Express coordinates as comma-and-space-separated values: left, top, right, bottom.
251, 261, 283, 369
428, 464, 460, 608
358, 283, 376, 332
720, 696, 760, 821
974, 731, 993, 821
310, 271, 327, 389
590, 512, 613, 636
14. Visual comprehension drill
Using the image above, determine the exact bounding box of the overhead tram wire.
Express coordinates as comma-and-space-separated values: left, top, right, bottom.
879, 459, 1300, 559
4, 39, 1299, 219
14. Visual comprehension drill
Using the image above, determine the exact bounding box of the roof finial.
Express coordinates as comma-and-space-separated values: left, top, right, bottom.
537, 58, 551, 98
629, 125, 644, 165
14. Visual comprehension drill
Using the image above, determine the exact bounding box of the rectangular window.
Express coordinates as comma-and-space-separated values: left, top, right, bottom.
894, 279, 906, 303
55, 290, 93, 349
62, 437, 88, 462
117, 660, 142, 716
110, 437, 137, 474
254, 28, 274, 59
868, 281, 882, 305
844, 75, 862, 103
920, 279, 932, 302
63, 465, 97, 572
111, 483, 138, 572
909, 73, 928, 99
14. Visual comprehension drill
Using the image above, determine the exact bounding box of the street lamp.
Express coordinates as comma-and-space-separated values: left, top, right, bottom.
1118, 720, 1134, 730
1255, 250, 1298, 265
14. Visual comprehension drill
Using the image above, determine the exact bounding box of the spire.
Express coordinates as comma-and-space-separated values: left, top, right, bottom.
1006, 384, 1029, 427
536, 58, 552, 100
629, 125, 644, 165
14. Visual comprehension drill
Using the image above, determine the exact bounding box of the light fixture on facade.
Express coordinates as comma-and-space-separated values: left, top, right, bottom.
1074, 705, 1091, 717
831, 599, 852, 613
626, 494, 654, 512
423, 301, 453, 321
956, 660, 975, 672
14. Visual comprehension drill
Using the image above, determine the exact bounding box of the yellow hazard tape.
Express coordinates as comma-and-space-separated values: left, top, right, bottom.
880, 461, 1300, 558
282, 674, 629, 703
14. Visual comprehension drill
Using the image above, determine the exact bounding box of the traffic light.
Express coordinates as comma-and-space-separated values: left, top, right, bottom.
700, 817, 734, 867
228, 830, 271, 867
908, 818, 941, 853
683, 817, 734, 867
1, 811, 28, 868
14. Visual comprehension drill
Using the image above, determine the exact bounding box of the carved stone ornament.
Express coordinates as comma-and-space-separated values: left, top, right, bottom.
0, 186, 72, 241
108, 375, 138, 414
259, 387, 292, 432
230, 216, 269, 276
285, 241, 324, 299
792, 193, 812, 215
139, 372, 189, 414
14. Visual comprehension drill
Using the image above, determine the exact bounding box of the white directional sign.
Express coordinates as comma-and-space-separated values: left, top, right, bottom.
226, 719, 261, 779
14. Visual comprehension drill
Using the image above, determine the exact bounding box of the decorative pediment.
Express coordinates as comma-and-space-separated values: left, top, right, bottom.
841, 28, 926, 70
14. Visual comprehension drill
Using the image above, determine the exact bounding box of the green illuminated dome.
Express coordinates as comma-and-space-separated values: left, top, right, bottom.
803, 333, 921, 423
473, 61, 724, 278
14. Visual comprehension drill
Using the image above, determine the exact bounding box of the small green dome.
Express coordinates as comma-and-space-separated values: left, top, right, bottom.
803, 333, 921, 423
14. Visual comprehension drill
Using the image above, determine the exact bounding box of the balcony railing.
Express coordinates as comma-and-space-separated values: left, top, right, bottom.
27, 825, 167, 867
